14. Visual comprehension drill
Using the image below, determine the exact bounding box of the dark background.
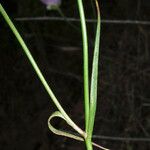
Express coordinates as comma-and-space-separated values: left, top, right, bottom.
0, 0, 150, 149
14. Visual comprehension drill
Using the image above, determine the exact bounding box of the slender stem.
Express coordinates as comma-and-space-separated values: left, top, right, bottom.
77, 0, 90, 133
85, 139, 93, 150
77, 1, 93, 150
0, 3, 85, 138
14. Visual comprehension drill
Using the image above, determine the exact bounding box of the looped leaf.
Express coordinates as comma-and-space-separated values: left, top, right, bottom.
48, 111, 109, 150
48, 111, 84, 141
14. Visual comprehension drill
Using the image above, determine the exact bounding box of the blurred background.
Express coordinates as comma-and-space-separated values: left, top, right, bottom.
0, 0, 150, 149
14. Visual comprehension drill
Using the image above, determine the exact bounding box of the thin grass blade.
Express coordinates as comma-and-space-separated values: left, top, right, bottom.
0, 3, 85, 138
88, 0, 101, 137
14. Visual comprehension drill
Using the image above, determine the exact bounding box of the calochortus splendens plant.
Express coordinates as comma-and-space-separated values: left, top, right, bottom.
0, 0, 109, 150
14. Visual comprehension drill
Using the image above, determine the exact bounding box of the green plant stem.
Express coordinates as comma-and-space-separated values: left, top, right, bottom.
77, 0, 101, 150
77, 0, 92, 150
77, 0, 90, 133
0, 3, 85, 138
85, 139, 93, 150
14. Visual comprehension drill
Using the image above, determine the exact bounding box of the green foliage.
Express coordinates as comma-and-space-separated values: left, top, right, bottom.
0, 1, 108, 150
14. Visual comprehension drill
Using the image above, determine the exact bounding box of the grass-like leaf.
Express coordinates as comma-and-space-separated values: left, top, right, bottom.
0, 3, 85, 138
88, 0, 101, 138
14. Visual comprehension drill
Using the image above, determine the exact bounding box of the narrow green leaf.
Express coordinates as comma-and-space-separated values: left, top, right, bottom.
88, 0, 101, 137
0, 3, 85, 138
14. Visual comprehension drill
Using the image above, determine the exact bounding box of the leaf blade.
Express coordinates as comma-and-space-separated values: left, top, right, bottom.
88, 0, 101, 137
